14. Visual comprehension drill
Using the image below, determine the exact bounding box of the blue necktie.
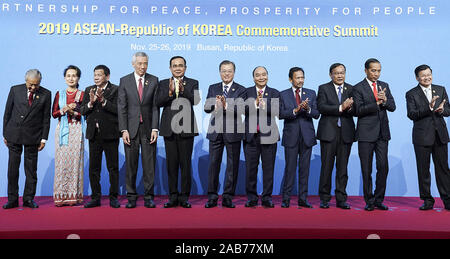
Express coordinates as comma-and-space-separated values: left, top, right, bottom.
223, 85, 229, 99
338, 86, 342, 127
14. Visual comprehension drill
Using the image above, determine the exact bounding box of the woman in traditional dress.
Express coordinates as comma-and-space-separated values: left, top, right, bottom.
52, 65, 85, 206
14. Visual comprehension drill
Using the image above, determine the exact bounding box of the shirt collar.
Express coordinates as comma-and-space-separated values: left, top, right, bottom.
420, 84, 432, 92
134, 72, 145, 82
222, 81, 233, 89
366, 78, 376, 86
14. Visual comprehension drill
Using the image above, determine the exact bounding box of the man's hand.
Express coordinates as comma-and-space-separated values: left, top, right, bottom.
377, 88, 387, 105
122, 131, 131, 146
38, 142, 45, 151
342, 97, 353, 111
435, 99, 446, 114
96, 88, 104, 103
169, 78, 174, 97
3, 138, 7, 146
300, 98, 310, 111
89, 88, 97, 105
150, 131, 158, 144
430, 95, 439, 109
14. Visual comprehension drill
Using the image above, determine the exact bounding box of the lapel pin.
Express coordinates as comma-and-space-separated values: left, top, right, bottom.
344, 87, 347, 90
303, 92, 306, 95
265, 93, 268, 96
433, 90, 436, 93
232, 88, 235, 91
145, 81, 149, 86
36, 96, 39, 99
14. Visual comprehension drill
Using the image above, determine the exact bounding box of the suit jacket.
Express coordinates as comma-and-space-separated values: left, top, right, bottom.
280, 87, 320, 148
3, 84, 52, 145
316, 81, 356, 144
155, 77, 200, 138
204, 82, 246, 143
406, 84, 450, 146
80, 82, 121, 140
244, 86, 280, 145
118, 73, 160, 139
353, 79, 396, 142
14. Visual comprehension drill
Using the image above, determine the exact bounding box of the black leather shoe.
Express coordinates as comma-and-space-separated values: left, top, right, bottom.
84, 200, 101, 208
364, 204, 374, 211
180, 201, 192, 208
320, 201, 330, 209
126, 200, 136, 209
23, 200, 39, 209
164, 201, 178, 208
262, 200, 274, 208
281, 201, 290, 208
109, 199, 120, 208
245, 200, 258, 208
3, 201, 19, 209
222, 199, 235, 208
375, 203, 389, 210
337, 202, 351, 210
205, 200, 218, 208
419, 203, 434, 211
144, 199, 156, 208
298, 200, 313, 208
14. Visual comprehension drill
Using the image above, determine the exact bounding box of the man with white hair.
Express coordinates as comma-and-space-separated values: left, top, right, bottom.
3, 69, 52, 209
118, 52, 160, 208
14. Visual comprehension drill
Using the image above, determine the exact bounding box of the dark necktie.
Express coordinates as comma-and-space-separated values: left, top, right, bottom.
295, 88, 301, 106
338, 86, 342, 127
138, 78, 143, 123
28, 92, 33, 106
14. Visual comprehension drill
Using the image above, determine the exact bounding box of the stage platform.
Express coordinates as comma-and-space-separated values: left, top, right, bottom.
0, 196, 449, 239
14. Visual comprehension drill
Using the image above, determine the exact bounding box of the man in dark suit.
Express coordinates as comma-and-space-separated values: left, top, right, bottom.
244, 66, 280, 208
155, 56, 200, 208
81, 65, 121, 209
3, 69, 51, 209
204, 60, 246, 208
406, 64, 450, 211
353, 58, 396, 211
118, 52, 160, 209
279, 67, 320, 208
317, 63, 355, 210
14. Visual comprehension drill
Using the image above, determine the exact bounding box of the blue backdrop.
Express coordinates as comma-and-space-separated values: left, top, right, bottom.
1, 0, 449, 198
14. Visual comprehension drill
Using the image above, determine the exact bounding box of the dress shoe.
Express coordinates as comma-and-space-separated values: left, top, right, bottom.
262, 200, 274, 208
164, 201, 178, 208
375, 203, 389, 210
298, 200, 313, 208
109, 199, 121, 208
180, 201, 192, 208
222, 199, 235, 208
205, 199, 218, 208
281, 201, 290, 208
3, 201, 19, 209
320, 201, 330, 209
419, 203, 434, 211
144, 199, 156, 208
84, 200, 101, 208
126, 200, 136, 209
364, 204, 374, 211
336, 202, 351, 210
245, 200, 258, 208
23, 200, 39, 209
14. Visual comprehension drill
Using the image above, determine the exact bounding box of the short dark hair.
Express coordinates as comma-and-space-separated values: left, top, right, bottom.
64, 65, 81, 78
288, 67, 305, 79
329, 63, 346, 74
414, 64, 432, 77
94, 65, 110, 76
364, 58, 380, 69
253, 66, 268, 77
170, 56, 186, 67
219, 60, 236, 71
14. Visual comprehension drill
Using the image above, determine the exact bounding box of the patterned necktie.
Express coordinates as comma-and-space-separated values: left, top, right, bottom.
175, 79, 180, 98
338, 86, 342, 127
372, 82, 378, 101
223, 85, 229, 99
295, 88, 301, 106
138, 78, 143, 123
425, 88, 432, 103
28, 92, 33, 106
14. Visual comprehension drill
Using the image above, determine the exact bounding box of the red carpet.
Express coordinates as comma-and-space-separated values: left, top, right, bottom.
0, 196, 449, 239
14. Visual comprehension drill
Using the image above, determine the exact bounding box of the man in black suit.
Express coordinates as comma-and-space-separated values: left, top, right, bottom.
81, 65, 121, 209
244, 66, 280, 208
118, 52, 160, 209
155, 56, 200, 208
406, 65, 450, 211
204, 60, 246, 208
279, 67, 320, 209
353, 58, 396, 211
3, 69, 51, 209
317, 63, 355, 209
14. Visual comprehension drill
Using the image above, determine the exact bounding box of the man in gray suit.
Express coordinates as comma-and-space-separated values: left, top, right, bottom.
118, 52, 160, 208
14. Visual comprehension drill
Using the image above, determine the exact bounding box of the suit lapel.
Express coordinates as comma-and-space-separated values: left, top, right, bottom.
363, 79, 377, 102
327, 82, 340, 104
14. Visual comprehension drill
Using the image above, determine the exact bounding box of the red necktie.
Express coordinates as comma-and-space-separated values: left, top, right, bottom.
28, 93, 33, 106
295, 88, 301, 106
138, 78, 143, 123
372, 82, 378, 101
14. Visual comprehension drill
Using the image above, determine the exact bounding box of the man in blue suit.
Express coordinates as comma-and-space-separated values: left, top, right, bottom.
204, 60, 246, 208
280, 67, 320, 208
244, 66, 280, 208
